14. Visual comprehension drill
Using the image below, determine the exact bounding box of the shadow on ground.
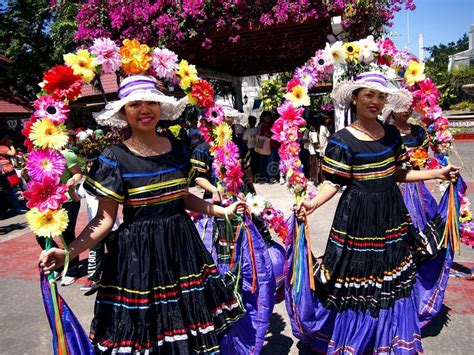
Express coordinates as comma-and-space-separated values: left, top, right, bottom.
0, 221, 27, 235
421, 305, 452, 338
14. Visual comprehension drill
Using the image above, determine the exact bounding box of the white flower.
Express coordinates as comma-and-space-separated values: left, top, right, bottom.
358, 35, 378, 64
245, 194, 266, 216
325, 41, 347, 66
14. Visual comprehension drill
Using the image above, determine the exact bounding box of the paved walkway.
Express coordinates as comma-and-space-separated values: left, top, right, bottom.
1, 142, 473, 354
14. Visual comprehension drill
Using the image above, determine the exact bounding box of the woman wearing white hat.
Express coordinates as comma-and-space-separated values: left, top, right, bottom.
39, 75, 246, 354
295, 71, 458, 353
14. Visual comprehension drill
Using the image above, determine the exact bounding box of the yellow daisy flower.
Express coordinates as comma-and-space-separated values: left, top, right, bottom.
26, 208, 69, 238
120, 39, 152, 75
460, 209, 472, 223
176, 60, 199, 90
29, 118, 68, 150
213, 123, 233, 147
344, 42, 360, 61
284, 85, 310, 107
63, 49, 97, 83
404, 60, 426, 86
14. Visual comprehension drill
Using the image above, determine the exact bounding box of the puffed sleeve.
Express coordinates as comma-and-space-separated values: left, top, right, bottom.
190, 146, 212, 179
83, 146, 124, 203
321, 138, 352, 186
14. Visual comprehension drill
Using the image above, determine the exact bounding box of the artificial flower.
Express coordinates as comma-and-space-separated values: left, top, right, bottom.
204, 105, 225, 125
176, 59, 199, 90
21, 117, 37, 152
434, 117, 449, 131
310, 50, 334, 74
90, 37, 121, 74
190, 80, 215, 108
404, 60, 425, 87
213, 122, 233, 146
392, 50, 412, 71
168, 124, 182, 138
426, 156, 441, 170
43, 65, 83, 101
214, 142, 240, 165
245, 194, 266, 216
286, 77, 301, 92
460, 209, 472, 223
409, 148, 429, 168
223, 164, 244, 195
29, 118, 68, 150
344, 42, 360, 61
325, 41, 347, 66
460, 221, 474, 246
321, 102, 334, 112
276, 100, 306, 126
25, 207, 69, 238
358, 35, 378, 64
33, 95, 69, 124
377, 38, 396, 66
284, 85, 310, 107
23, 175, 68, 212
294, 65, 317, 89
26, 148, 66, 182
198, 119, 213, 143
120, 39, 152, 75
412, 78, 439, 107
151, 47, 179, 79
64, 49, 97, 83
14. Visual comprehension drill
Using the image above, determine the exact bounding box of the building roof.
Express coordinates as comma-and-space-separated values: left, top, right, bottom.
0, 85, 32, 114
81, 72, 119, 96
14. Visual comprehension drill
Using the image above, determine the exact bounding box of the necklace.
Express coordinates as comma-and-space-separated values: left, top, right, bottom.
350, 121, 384, 141
125, 136, 170, 157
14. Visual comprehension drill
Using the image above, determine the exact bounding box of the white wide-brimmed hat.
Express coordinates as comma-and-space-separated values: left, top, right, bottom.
94, 75, 188, 128
331, 71, 413, 112
217, 99, 248, 126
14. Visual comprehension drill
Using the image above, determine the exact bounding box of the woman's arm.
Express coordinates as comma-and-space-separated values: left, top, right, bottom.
39, 198, 118, 273
395, 164, 459, 183
296, 181, 339, 218
195, 177, 221, 202
66, 164, 83, 188
184, 192, 245, 219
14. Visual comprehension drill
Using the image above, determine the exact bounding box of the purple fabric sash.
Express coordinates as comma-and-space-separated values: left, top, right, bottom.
195, 214, 276, 354
40, 272, 94, 355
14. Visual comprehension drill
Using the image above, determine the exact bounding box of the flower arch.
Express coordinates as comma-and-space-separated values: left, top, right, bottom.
271, 35, 473, 246
22, 38, 243, 241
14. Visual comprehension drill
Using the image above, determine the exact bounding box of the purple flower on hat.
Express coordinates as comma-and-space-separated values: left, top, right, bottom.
90, 37, 121, 74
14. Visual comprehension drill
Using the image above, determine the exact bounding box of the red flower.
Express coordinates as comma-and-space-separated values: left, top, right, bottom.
190, 80, 215, 108
223, 163, 243, 195
43, 65, 83, 101
286, 77, 300, 92
21, 116, 37, 152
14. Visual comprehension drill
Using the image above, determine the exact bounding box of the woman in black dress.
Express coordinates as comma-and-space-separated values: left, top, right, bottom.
294, 72, 458, 353
39, 75, 246, 354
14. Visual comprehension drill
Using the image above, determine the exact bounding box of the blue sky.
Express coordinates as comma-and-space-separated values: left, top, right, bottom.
390, 0, 473, 56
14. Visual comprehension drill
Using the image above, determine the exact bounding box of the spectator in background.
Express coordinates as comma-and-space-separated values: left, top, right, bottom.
0, 134, 25, 214
243, 115, 258, 178
187, 114, 202, 151
256, 111, 273, 183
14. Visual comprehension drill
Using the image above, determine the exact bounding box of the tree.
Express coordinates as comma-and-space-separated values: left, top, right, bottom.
424, 34, 474, 109
0, 0, 78, 100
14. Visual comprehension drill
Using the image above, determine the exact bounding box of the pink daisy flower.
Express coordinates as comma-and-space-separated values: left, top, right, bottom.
90, 37, 121, 74
33, 95, 69, 124
151, 48, 179, 79
204, 105, 225, 125
214, 142, 240, 166
277, 101, 306, 127
26, 148, 66, 182
310, 50, 334, 75
23, 175, 68, 212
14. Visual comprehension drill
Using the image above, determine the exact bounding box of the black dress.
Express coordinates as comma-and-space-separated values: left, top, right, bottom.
84, 138, 244, 354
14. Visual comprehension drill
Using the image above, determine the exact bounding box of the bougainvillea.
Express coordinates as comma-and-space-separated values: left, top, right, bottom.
74, 1, 416, 49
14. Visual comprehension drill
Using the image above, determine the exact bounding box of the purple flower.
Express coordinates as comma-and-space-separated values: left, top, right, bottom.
90, 37, 121, 74
294, 65, 318, 89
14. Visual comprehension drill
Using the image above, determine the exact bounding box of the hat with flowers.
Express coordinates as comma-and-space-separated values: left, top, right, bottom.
93, 75, 188, 128
331, 71, 412, 112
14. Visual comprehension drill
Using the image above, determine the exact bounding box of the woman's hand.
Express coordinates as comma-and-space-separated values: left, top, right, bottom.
438, 164, 460, 181
295, 199, 317, 220
38, 248, 68, 274
212, 189, 222, 203
224, 201, 247, 219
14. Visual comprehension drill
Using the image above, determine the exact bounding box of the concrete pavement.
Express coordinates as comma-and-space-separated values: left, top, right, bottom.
0, 142, 473, 354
